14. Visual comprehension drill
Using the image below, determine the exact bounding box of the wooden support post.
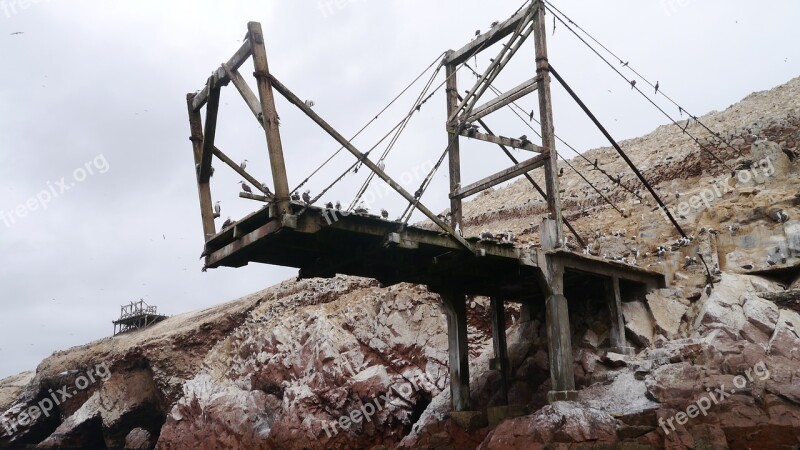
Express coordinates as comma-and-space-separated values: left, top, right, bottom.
442, 292, 471, 412
540, 219, 577, 403
248, 22, 291, 216
605, 276, 634, 355
533, 2, 564, 246
445, 56, 462, 228
186, 93, 216, 241
490, 297, 509, 406
200, 83, 221, 182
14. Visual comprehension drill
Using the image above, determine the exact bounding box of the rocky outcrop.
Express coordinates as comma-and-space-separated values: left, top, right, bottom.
3, 77, 800, 449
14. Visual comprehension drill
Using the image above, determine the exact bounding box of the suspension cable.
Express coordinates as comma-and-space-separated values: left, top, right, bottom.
544, 0, 742, 158
545, 3, 734, 173
290, 51, 446, 195
349, 61, 445, 211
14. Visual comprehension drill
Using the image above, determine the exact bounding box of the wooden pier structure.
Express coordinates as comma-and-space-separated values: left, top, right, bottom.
186, 0, 666, 413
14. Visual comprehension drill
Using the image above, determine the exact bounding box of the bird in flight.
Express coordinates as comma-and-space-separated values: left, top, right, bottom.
10, 32, 23, 36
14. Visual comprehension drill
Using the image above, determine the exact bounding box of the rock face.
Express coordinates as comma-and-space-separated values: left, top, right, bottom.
3, 78, 800, 449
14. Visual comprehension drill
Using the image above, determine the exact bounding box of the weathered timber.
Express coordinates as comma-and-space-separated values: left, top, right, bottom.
192, 40, 253, 111
445, 55, 463, 229
490, 297, 509, 406
533, 2, 564, 246
465, 76, 540, 124
249, 22, 292, 215
445, 6, 532, 66
442, 292, 471, 411
222, 63, 264, 127
458, 129, 543, 152
187, 93, 216, 241
212, 146, 269, 195
451, 152, 550, 200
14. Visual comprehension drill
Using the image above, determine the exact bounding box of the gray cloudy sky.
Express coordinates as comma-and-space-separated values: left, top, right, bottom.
1, 0, 798, 378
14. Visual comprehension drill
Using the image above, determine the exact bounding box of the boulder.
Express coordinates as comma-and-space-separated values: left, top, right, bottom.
742, 294, 779, 335
647, 291, 689, 338
622, 302, 655, 347
768, 309, 800, 360
478, 402, 617, 448
124, 428, 156, 449
751, 140, 792, 181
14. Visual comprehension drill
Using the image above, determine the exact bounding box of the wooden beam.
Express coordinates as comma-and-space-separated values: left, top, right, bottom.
442, 292, 472, 411
192, 40, 253, 111
199, 82, 221, 183
212, 146, 270, 195
539, 220, 577, 402
222, 63, 264, 127
266, 73, 475, 253
604, 276, 633, 355
205, 220, 282, 268
554, 251, 665, 287
448, 9, 536, 125
239, 192, 270, 202
451, 152, 549, 200
458, 129, 542, 152
445, 57, 462, 229
445, 7, 531, 66
490, 297, 509, 406
249, 22, 292, 216
186, 93, 216, 241
533, 2, 564, 245
465, 76, 539, 124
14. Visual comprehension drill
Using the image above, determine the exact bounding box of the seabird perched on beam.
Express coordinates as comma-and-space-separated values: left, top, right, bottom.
302, 190, 312, 205
240, 159, 248, 170
214, 201, 221, 217
222, 217, 233, 229
239, 181, 252, 194
291, 192, 301, 201
381, 209, 389, 219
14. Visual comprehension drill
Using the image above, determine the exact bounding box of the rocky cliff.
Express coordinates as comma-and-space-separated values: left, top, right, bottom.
2, 77, 800, 449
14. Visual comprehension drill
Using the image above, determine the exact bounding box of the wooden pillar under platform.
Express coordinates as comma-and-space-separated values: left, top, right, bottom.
442, 292, 472, 412
605, 276, 635, 356
539, 219, 578, 403
490, 297, 509, 406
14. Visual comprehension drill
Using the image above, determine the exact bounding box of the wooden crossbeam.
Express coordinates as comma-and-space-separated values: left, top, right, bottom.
448, 10, 536, 125
222, 63, 264, 127
465, 76, 539, 123
239, 192, 270, 202
212, 146, 269, 195
192, 40, 253, 111
458, 129, 542, 152
265, 73, 475, 253
444, 6, 533, 66
451, 152, 550, 200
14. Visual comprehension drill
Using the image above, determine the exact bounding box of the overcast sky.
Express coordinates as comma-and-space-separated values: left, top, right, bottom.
0, 0, 797, 379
